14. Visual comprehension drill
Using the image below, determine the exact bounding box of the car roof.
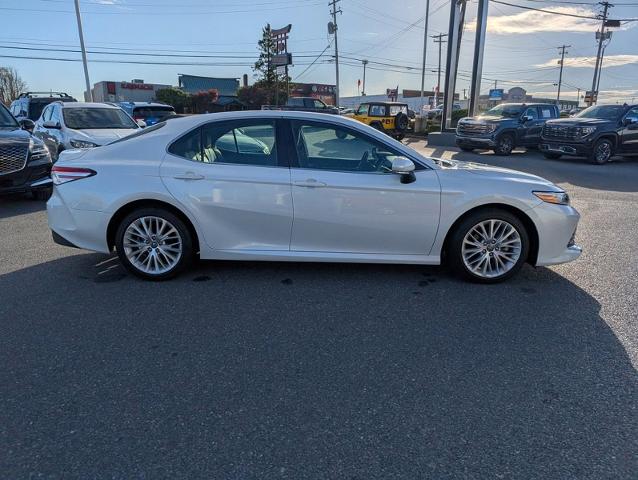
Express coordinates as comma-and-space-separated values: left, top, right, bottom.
120, 102, 172, 108
60, 102, 122, 109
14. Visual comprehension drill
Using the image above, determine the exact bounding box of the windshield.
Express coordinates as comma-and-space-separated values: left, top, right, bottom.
576, 105, 626, 120
485, 104, 524, 118
63, 108, 138, 130
0, 104, 19, 128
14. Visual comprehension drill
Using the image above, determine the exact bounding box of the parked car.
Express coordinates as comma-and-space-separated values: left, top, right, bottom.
0, 102, 52, 200
34, 102, 140, 161
540, 104, 638, 164
9, 92, 76, 124
426, 103, 462, 120
456, 103, 560, 155
351, 101, 410, 140
262, 97, 339, 114
117, 102, 176, 126
48, 111, 581, 283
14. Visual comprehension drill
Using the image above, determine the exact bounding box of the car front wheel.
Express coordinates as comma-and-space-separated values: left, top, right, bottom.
115, 208, 194, 280
448, 209, 529, 283
590, 138, 613, 164
494, 134, 514, 156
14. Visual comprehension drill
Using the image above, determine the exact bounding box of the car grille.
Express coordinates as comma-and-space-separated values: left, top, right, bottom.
0, 143, 28, 175
542, 124, 575, 140
457, 122, 490, 135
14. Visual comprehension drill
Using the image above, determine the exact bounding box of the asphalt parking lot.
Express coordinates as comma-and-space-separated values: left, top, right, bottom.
1, 144, 637, 479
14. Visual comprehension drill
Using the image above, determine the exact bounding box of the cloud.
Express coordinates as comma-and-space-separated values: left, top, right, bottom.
536, 55, 638, 68
468, 6, 600, 34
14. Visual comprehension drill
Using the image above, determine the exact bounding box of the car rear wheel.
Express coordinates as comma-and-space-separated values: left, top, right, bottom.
590, 138, 613, 164
115, 208, 194, 280
448, 209, 529, 283
494, 133, 514, 156
543, 152, 562, 160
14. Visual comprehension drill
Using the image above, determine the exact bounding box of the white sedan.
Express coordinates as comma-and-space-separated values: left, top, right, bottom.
47, 111, 582, 283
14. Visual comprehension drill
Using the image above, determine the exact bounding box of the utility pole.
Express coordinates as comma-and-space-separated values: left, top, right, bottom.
361, 59, 368, 96
596, 42, 608, 96
329, 0, 342, 108
576, 87, 581, 107
432, 33, 447, 105
494, 80, 497, 90
74, 0, 92, 101
589, 1, 612, 106
419, 0, 430, 114
556, 44, 570, 106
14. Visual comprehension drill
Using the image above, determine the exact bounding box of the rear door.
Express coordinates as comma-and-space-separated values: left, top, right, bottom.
160, 118, 294, 251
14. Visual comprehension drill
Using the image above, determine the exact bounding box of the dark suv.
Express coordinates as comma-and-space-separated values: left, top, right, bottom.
0, 102, 52, 200
456, 103, 560, 155
9, 92, 77, 124
540, 104, 638, 164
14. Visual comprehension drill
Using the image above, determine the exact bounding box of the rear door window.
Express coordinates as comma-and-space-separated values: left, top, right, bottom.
540, 107, 554, 119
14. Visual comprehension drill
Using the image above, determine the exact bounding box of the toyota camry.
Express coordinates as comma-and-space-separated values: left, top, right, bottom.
47, 111, 582, 283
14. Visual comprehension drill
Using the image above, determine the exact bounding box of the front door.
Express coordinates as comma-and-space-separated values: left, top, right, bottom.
160, 119, 293, 251
287, 120, 440, 255
519, 106, 544, 146
620, 106, 638, 154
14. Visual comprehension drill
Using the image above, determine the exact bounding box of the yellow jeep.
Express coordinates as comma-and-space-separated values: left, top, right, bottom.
351, 102, 410, 140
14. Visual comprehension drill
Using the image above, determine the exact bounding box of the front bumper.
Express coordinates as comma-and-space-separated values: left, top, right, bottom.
539, 140, 592, 157
530, 202, 582, 266
0, 161, 52, 195
456, 135, 497, 149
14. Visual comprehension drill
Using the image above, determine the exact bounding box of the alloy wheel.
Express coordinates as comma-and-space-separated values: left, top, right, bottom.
595, 141, 612, 163
461, 219, 522, 279
123, 216, 183, 275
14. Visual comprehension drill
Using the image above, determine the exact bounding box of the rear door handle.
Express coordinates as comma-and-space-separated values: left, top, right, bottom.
173, 172, 205, 180
294, 179, 327, 188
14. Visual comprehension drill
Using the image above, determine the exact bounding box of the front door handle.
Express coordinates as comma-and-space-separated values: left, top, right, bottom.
294, 179, 327, 188
173, 172, 205, 180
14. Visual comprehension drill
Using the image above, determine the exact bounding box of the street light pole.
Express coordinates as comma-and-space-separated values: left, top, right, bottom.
556, 44, 570, 106
432, 33, 447, 105
419, 0, 430, 114
74, 0, 92, 101
329, 0, 342, 108
361, 59, 368, 96
589, 1, 611, 106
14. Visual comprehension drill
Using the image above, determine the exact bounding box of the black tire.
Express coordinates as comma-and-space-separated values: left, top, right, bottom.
589, 138, 614, 164
447, 208, 530, 284
543, 152, 562, 160
394, 133, 405, 141
494, 133, 515, 156
32, 187, 52, 201
459, 146, 474, 152
115, 207, 194, 280
370, 122, 385, 132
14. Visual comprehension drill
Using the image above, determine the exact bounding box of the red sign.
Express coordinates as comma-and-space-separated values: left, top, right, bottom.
120, 82, 154, 90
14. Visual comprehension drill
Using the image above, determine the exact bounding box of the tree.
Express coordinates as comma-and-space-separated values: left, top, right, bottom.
252, 24, 290, 106
0, 67, 27, 106
190, 89, 220, 113
155, 87, 191, 113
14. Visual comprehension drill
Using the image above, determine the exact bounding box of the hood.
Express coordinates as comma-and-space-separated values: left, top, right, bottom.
461, 115, 513, 124
546, 117, 613, 127
69, 128, 139, 145
0, 127, 31, 145
432, 158, 557, 188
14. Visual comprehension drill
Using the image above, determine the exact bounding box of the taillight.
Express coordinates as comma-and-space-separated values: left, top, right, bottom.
51, 166, 96, 185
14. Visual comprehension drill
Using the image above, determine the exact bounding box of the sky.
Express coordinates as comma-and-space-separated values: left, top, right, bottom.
1, 0, 638, 105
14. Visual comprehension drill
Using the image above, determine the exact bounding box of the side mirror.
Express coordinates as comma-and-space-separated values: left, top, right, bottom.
136, 119, 147, 128
623, 117, 637, 125
391, 156, 416, 184
521, 115, 533, 123
43, 121, 61, 129
19, 118, 35, 132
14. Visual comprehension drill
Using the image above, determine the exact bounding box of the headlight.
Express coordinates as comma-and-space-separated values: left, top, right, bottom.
533, 191, 570, 205
70, 139, 99, 149
577, 126, 596, 137
28, 138, 50, 162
